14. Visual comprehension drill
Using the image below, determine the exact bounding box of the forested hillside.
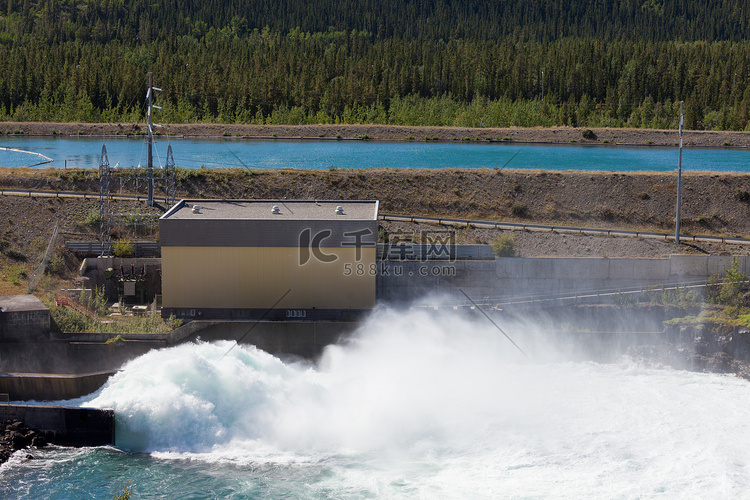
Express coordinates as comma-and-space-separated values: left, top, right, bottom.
1, 0, 750, 129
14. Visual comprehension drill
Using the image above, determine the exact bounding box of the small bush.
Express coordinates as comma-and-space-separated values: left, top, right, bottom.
5, 249, 27, 261
511, 203, 528, 218
113, 240, 133, 258
491, 234, 516, 257
734, 190, 750, 202
85, 209, 102, 226
581, 129, 597, 140
595, 206, 615, 221
613, 291, 637, 308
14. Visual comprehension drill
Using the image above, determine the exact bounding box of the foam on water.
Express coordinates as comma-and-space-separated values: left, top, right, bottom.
5, 306, 750, 498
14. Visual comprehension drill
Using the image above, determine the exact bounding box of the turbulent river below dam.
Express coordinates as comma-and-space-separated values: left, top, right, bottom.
2, 307, 750, 499
2, 135, 750, 172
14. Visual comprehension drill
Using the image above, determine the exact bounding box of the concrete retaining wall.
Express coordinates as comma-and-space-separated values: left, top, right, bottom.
0, 405, 114, 446
0, 296, 50, 342
0, 372, 116, 401
377, 254, 750, 303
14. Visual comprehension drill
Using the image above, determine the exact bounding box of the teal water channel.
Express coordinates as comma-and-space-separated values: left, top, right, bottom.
1, 135, 749, 172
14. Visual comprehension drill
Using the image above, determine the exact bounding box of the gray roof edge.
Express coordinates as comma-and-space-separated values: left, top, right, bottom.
161, 199, 380, 220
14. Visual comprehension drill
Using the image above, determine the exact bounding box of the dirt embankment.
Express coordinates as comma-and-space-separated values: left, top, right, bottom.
1, 167, 749, 269
2, 121, 750, 148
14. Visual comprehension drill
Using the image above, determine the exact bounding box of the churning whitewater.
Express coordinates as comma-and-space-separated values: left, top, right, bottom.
4, 306, 750, 498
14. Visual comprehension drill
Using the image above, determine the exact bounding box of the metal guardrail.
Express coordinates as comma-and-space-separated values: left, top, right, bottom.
0, 188, 169, 204
379, 213, 750, 246
66, 241, 160, 257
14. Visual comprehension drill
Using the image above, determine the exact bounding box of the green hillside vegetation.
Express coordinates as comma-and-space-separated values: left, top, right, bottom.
2, 0, 750, 129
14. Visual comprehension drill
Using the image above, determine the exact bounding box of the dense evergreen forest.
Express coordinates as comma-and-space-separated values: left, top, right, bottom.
1, 0, 750, 129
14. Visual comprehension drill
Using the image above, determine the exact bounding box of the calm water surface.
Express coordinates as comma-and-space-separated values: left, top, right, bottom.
1, 135, 748, 172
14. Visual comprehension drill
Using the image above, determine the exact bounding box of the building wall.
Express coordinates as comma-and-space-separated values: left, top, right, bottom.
162, 246, 376, 311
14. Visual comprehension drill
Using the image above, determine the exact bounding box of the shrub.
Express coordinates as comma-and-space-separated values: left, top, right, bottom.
706, 257, 748, 308
595, 206, 615, 221
491, 234, 516, 257
511, 203, 528, 217
50, 304, 91, 333
85, 209, 102, 226
734, 190, 750, 202
113, 240, 133, 258
581, 129, 597, 140
5, 249, 27, 261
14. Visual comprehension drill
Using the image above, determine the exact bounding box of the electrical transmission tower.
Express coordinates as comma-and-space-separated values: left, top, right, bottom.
97, 73, 177, 256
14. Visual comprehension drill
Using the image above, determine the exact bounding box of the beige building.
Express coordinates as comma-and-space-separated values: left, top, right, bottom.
159, 199, 379, 320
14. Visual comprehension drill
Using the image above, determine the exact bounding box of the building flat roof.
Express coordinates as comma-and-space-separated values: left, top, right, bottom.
161, 199, 379, 221
0, 295, 48, 313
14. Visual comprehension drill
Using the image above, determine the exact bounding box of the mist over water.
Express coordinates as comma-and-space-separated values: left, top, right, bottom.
4, 306, 750, 498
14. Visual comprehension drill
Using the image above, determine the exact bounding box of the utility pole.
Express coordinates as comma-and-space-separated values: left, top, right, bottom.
675, 101, 684, 244
146, 72, 162, 207
146, 73, 155, 206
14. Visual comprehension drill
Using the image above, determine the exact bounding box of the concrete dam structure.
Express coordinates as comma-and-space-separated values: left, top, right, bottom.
377, 253, 748, 305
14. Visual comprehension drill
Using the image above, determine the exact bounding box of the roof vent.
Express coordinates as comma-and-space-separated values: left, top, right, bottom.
271, 205, 281, 214
192, 205, 200, 214
335, 205, 345, 215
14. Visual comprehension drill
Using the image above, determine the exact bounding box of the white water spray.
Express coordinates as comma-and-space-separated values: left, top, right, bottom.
84, 306, 750, 497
